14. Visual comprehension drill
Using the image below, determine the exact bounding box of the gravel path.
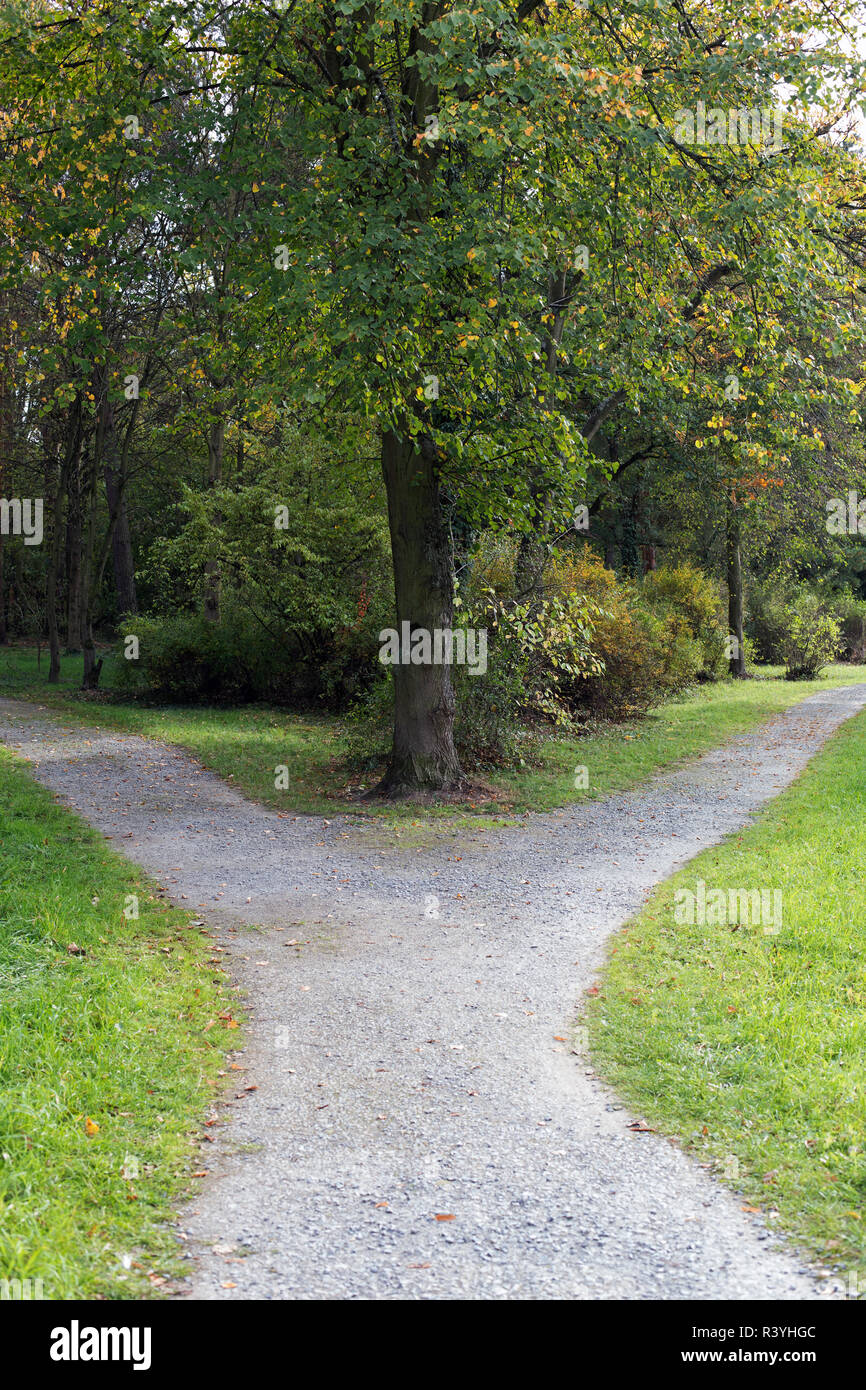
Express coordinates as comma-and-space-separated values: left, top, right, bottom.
2, 687, 865, 1300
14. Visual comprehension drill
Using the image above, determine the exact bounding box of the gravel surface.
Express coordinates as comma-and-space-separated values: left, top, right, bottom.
2, 687, 864, 1300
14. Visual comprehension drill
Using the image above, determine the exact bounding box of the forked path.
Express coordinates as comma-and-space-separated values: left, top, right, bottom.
2, 687, 864, 1300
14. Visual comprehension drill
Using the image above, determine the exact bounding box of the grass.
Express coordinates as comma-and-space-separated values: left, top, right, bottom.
0, 744, 237, 1299
2, 643, 866, 821
585, 707, 866, 1286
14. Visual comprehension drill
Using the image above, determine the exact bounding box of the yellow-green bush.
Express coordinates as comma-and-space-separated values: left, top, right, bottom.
641, 562, 728, 680
465, 540, 715, 727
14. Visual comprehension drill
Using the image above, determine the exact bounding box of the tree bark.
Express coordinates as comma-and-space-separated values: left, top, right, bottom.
203, 415, 224, 623
377, 427, 463, 795
65, 456, 83, 652
47, 481, 63, 685
0, 540, 6, 645
45, 402, 80, 684
726, 502, 747, 678
80, 452, 101, 689
103, 464, 138, 617
0, 295, 12, 643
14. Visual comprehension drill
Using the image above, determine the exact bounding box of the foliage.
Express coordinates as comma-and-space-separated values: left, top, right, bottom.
543, 546, 707, 719
781, 594, 842, 681
641, 563, 728, 681
747, 579, 843, 678
833, 594, 866, 663
454, 586, 604, 764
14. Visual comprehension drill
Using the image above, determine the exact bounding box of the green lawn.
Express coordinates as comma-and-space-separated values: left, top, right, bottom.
585, 707, 866, 1288
0, 744, 236, 1299
2, 643, 866, 820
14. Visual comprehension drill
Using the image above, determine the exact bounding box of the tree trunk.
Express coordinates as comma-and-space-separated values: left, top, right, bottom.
103, 465, 138, 617
44, 409, 78, 685
65, 458, 83, 652
377, 427, 463, 796
81, 387, 116, 690
0, 296, 12, 643
203, 415, 224, 623
514, 267, 571, 601
726, 502, 747, 678
0, 540, 6, 645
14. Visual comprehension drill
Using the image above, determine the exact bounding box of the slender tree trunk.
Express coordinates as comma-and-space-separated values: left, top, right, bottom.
514, 267, 571, 600
0, 296, 11, 643
203, 415, 224, 623
377, 427, 462, 796
103, 465, 137, 617
80, 392, 104, 689
65, 457, 83, 652
81, 479, 101, 689
0, 540, 6, 645
726, 502, 747, 678
81, 388, 118, 690
45, 405, 79, 684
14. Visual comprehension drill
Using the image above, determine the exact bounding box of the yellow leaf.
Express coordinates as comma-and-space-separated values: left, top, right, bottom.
85, 1117, 100, 1136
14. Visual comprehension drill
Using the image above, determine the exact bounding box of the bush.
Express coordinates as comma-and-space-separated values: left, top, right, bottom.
833, 595, 866, 663
780, 593, 842, 679
113, 597, 385, 708
746, 580, 842, 677
544, 547, 706, 718
454, 589, 603, 763
641, 563, 728, 680
745, 581, 792, 664
463, 540, 707, 727
128, 426, 392, 707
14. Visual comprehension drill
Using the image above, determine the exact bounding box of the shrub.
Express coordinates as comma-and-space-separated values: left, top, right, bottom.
113, 597, 385, 708
833, 595, 866, 663
641, 563, 728, 680
454, 589, 603, 763
745, 581, 792, 664
128, 427, 392, 708
746, 580, 842, 677
465, 540, 707, 727
780, 593, 842, 679
544, 546, 706, 718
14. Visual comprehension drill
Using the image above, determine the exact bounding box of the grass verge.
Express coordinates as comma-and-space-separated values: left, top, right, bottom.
585, 707, 866, 1286
0, 744, 236, 1299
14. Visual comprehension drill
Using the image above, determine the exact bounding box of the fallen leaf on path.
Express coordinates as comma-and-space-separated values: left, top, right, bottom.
434, 1214, 455, 1221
